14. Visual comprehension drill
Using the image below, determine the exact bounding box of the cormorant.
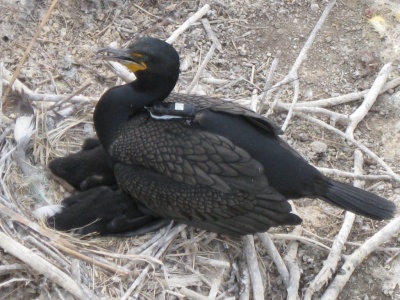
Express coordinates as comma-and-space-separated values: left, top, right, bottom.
52, 37, 396, 236
48, 138, 117, 191
45, 186, 168, 236
43, 138, 168, 236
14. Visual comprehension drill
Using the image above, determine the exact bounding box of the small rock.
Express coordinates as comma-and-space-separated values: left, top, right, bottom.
310, 141, 328, 154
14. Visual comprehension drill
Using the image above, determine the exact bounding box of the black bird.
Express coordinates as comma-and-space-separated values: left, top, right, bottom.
44, 138, 168, 235
63, 37, 394, 236
45, 186, 168, 236
48, 138, 117, 191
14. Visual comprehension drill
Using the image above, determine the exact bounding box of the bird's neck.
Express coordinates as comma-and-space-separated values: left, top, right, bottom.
94, 75, 177, 149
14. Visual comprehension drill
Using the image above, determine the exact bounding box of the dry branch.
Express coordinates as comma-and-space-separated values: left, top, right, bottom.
0, 232, 94, 300
2, 0, 59, 106
345, 63, 392, 139
321, 216, 400, 299
166, 4, 210, 44
304, 150, 366, 299
242, 235, 265, 300
298, 113, 400, 182
284, 221, 302, 300
258, 232, 290, 288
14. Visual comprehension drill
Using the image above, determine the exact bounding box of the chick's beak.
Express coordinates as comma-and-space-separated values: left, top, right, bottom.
96, 47, 147, 72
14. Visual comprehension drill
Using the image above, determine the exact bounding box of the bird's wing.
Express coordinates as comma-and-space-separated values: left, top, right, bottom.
115, 163, 302, 236
165, 93, 283, 135
110, 114, 270, 194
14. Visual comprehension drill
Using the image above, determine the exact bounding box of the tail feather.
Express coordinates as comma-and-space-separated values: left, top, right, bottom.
322, 180, 396, 220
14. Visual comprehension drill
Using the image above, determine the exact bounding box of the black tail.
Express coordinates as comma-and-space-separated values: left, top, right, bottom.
321, 179, 396, 220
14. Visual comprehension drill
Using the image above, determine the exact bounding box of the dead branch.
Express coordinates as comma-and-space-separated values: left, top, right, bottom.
2, 0, 59, 106
186, 43, 217, 94
242, 235, 265, 300
298, 112, 400, 182
0, 231, 95, 300
304, 150, 366, 299
201, 18, 222, 51
166, 4, 210, 44
278, 77, 400, 108
284, 218, 302, 300
346, 63, 392, 139
258, 233, 290, 288
321, 216, 400, 299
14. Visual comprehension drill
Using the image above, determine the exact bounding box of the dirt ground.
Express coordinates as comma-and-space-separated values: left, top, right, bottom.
1, 0, 400, 299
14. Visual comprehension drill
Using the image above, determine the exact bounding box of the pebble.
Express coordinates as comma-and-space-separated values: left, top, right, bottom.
310, 141, 328, 154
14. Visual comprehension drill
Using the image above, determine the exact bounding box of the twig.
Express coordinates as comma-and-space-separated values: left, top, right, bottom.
2, 0, 59, 106
321, 216, 400, 299
317, 167, 391, 181
0, 264, 25, 276
202, 18, 222, 51
298, 112, 400, 182
284, 218, 302, 300
166, 4, 211, 44
265, 0, 337, 115
186, 43, 217, 94
281, 73, 299, 131
268, 234, 333, 253
258, 232, 290, 288
180, 287, 210, 300
239, 260, 250, 300
259, 51, 280, 114
277, 77, 400, 108
120, 224, 185, 300
242, 235, 264, 300
345, 63, 392, 139
208, 267, 226, 299
0, 232, 94, 300
304, 150, 364, 299
52, 79, 92, 109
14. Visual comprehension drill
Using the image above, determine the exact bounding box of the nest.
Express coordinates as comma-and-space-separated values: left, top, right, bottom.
1, 1, 400, 299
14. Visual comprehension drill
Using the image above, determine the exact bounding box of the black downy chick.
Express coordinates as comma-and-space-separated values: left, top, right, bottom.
41, 138, 168, 236
58, 37, 395, 236
48, 138, 117, 191
45, 186, 169, 236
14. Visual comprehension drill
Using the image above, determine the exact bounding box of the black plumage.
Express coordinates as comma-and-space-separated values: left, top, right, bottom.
63, 37, 394, 236
48, 138, 116, 191
46, 186, 168, 236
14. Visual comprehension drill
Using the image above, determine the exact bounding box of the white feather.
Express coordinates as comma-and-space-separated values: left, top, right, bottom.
33, 205, 64, 219
14, 115, 35, 146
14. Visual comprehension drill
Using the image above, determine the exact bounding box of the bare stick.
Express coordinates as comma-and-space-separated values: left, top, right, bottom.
239, 259, 250, 300
284, 222, 302, 300
298, 113, 400, 181
186, 43, 217, 94
260, 51, 280, 114
242, 235, 264, 300
281, 73, 299, 131
304, 150, 365, 299
121, 224, 186, 299
0, 232, 94, 300
345, 63, 392, 139
278, 77, 400, 108
258, 232, 290, 288
180, 287, 210, 300
201, 18, 222, 51
317, 167, 391, 181
321, 216, 400, 299
52, 79, 92, 108
264, 0, 337, 113
275, 105, 349, 124
2, 0, 59, 105
166, 4, 210, 44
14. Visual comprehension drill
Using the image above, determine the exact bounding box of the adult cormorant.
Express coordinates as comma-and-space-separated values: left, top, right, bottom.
50, 37, 396, 236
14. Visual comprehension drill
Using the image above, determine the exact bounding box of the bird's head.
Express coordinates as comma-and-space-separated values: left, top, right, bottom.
97, 37, 180, 92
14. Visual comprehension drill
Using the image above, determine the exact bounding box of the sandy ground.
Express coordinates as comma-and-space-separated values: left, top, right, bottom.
1, 0, 400, 299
